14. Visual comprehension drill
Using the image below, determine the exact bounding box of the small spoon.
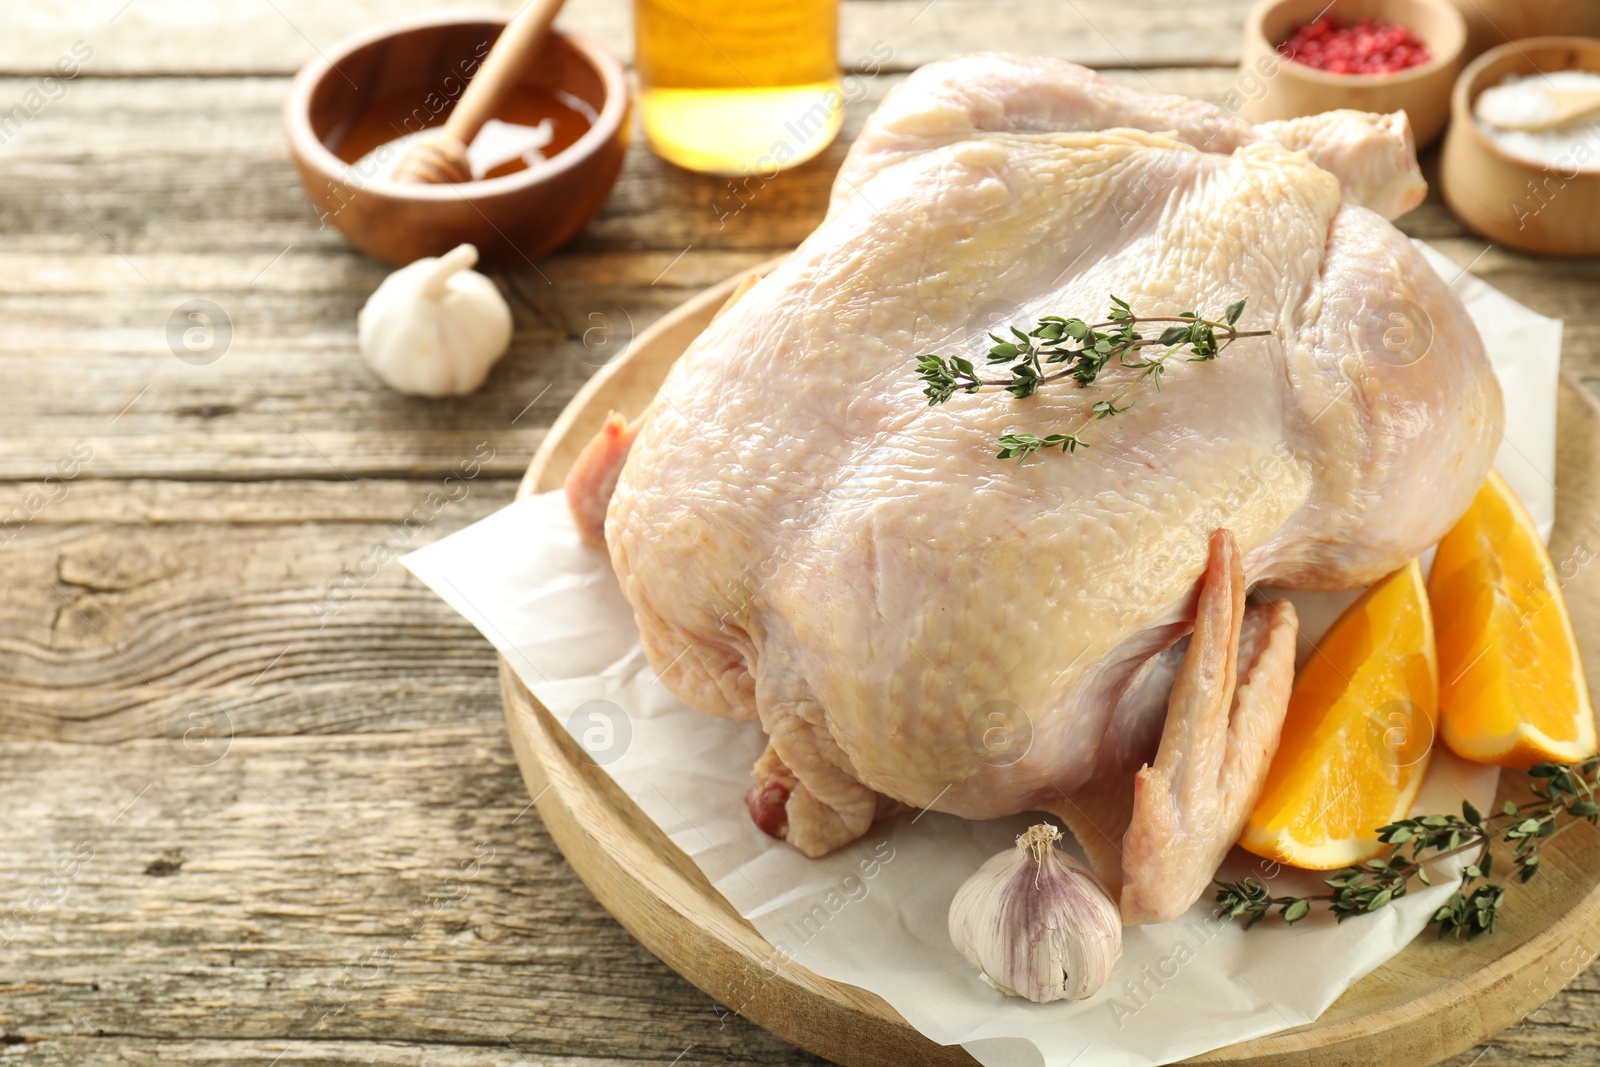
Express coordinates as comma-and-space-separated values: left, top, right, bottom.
393, 0, 569, 185
1477, 82, 1600, 133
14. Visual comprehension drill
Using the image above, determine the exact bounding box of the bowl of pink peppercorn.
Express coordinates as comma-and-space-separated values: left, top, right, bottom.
1239, 0, 1467, 147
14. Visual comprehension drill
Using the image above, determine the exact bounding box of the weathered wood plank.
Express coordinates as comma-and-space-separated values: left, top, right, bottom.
3, 728, 1600, 1066
3, 0, 1252, 77
0, 504, 520, 741
0, 1041, 685, 1066
0, 70, 801, 480
6, 1015, 1600, 1067
0, 477, 517, 525
0, 68, 1489, 260
0, 729, 826, 1065
3, 73, 1598, 485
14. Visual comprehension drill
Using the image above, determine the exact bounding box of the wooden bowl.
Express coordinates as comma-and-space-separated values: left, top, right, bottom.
1445, 0, 1600, 62
1440, 37, 1600, 257
284, 12, 629, 267
1240, 0, 1466, 147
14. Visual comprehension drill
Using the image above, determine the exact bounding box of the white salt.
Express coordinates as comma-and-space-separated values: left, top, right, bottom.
1475, 70, 1600, 173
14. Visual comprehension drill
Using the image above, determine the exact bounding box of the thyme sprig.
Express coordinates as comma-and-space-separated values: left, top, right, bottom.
1216, 757, 1600, 939
914, 296, 1269, 461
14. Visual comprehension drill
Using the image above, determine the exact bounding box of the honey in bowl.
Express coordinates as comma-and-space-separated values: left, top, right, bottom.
331, 84, 597, 184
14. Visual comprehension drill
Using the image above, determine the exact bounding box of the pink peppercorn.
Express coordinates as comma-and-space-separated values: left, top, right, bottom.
1278, 15, 1430, 75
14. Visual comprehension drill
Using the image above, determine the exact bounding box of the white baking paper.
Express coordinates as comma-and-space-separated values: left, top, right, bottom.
404, 242, 1560, 1067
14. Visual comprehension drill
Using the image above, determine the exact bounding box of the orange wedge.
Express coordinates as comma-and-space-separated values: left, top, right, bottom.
1239, 560, 1438, 870
1428, 470, 1596, 769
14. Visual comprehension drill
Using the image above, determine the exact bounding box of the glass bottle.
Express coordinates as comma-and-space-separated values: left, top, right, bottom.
634, 0, 843, 175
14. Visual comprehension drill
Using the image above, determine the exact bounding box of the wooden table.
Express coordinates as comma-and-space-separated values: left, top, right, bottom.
3, 2, 1598, 1064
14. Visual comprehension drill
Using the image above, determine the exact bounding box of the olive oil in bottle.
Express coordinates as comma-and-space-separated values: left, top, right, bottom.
634, 0, 842, 175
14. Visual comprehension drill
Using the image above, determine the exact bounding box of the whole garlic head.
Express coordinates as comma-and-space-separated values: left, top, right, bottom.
358, 243, 513, 397
948, 823, 1122, 1003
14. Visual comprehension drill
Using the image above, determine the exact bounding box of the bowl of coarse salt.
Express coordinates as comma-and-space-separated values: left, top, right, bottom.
1442, 36, 1600, 256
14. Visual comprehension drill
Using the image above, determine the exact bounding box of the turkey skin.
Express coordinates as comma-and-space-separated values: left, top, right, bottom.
568, 55, 1503, 924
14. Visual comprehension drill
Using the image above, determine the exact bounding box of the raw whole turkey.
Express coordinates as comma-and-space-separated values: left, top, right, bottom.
565, 54, 1503, 924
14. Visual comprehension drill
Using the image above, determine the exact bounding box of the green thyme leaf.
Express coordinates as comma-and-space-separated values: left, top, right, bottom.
1216, 754, 1600, 940
910, 295, 1269, 460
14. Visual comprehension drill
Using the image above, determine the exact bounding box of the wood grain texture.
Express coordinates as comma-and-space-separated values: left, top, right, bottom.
0, 728, 825, 1066
0, 504, 513, 742
0, 72, 1596, 483
2, 0, 1254, 76
3, 0, 1600, 1063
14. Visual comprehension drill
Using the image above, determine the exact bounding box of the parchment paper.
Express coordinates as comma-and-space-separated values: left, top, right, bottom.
404, 243, 1560, 1067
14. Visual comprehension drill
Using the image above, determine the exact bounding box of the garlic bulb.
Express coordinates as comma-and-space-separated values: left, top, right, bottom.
948, 823, 1122, 1003
358, 243, 513, 397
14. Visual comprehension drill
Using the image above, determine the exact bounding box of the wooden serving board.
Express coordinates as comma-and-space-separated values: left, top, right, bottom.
502, 261, 1600, 1067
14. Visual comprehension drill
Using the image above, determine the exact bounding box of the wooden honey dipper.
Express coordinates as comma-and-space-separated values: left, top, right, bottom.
393, 0, 569, 185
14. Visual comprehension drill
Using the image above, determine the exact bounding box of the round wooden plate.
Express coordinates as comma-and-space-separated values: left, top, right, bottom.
502, 261, 1600, 1066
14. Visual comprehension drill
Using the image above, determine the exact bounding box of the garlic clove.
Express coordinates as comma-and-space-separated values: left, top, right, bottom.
948, 823, 1122, 1003
358, 243, 513, 397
